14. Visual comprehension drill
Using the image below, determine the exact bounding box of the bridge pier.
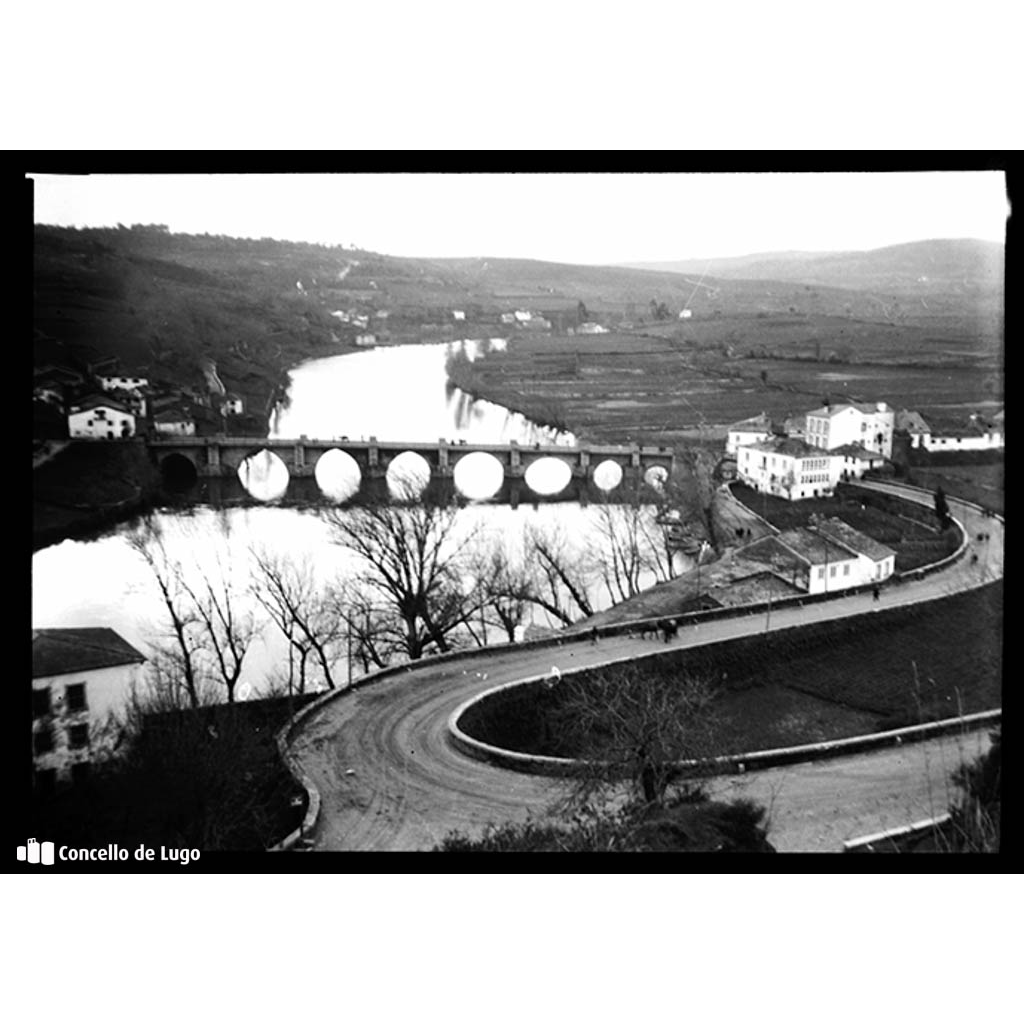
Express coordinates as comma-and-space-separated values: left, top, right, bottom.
149, 436, 675, 505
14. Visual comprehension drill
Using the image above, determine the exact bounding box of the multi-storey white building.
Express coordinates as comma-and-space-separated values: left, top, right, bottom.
737, 437, 847, 500
804, 401, 894, 458
68, 397, 136, 439
32, 628, 146, 794
726, 413, 773, 456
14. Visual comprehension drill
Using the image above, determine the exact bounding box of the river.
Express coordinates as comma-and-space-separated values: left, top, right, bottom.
32, 339, 687, 697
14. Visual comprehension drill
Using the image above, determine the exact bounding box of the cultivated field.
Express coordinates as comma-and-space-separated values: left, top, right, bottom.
447, 320, 1001, 448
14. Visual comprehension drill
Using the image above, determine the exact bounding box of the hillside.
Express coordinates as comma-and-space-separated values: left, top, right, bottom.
620, 239, 1005, 305
34, 227, 1003, 445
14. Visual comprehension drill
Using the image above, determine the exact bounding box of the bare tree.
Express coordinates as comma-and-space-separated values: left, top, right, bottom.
471, 540, 539, 643
333, 580, 404, 676
128, 521, 203, 709
321, 494, 481, 661
178, 551, 259, 703
249, 547, 346, 692
523, 522, 597, 625
551, 664, 719, 808
591, 497, 676, 604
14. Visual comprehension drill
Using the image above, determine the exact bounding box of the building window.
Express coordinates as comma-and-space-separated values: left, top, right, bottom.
817, 567, 825, 579
830, 565, 837, 577
843, 564, 850, 576
66, 683, 87, 712
68, 723, 89, 749
33, 688, 51, 718
33, 727, 54, 755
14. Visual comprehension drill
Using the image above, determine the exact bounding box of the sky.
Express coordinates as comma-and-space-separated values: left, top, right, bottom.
29, 171, 1008, 266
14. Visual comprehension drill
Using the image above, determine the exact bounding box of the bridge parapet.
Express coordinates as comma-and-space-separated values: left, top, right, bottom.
147, 435, 675, 503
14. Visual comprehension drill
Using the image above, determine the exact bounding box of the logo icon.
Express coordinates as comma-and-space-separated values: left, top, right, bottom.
17, 839, 55, 865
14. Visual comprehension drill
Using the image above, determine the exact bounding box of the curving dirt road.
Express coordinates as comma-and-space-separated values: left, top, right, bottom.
289, 485, 1002, 852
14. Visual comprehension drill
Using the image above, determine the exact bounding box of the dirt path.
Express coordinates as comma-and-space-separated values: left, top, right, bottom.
288, 486, 1001, 852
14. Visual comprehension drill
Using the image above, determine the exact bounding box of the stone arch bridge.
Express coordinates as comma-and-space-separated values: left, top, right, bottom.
147, 436, 676, 506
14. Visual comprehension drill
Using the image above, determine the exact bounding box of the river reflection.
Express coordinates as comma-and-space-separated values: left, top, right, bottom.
269, 340, 573, 447
33, 503, 689, 695
33, 339, 684, 698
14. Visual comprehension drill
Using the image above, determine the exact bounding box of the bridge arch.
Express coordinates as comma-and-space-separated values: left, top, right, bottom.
453, 451, 504, 501
159, 452, 198, 493
592, 459, 624, 493
386, 451, 431, 501
313, 448, 362, 503
237, 448, 290, 502
644, 465, 669, 491
524, 456, 573, 496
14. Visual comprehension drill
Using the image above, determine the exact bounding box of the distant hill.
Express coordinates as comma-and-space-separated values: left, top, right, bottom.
33, 227, 1003, 440
619, 239, 1005, 297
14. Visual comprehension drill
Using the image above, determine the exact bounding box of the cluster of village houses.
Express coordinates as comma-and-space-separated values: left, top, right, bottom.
33, 358, 246, 441
726, 400, 1004, 501
686, 398, 1005, 615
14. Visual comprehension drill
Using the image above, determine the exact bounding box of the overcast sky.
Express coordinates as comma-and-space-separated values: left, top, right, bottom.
30, 171, 1008, 266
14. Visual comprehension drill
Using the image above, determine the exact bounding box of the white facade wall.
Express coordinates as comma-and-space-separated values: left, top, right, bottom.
805, 550, 862, 595
926, 432, 1003, 452
726, 428, 771, 456
32, 662, 145, 783
737, 446, 845, 500
68, 406, 136, 439
806, 406, 894, 458
154, 419, 196, 436
100, 376, 148, 392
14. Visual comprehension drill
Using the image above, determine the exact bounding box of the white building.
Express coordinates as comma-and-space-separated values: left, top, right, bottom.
737, 437, 847, 500
355, 332, 377, 347
500, 312, 517, 324
99, 374, 149, 394
513, 310, 533, 323
813, 517, 896, 584
153, 407, 196, 436
726, 413, 773, 456
220, 392, 244, 416
68, 397, 136, 439
925, 413, 1004, 452
833, 444, 887, 480
679, 309, 692, 319
742, 527, 860, 595
804, 401, 895, 458
895, 409, 932, 449
32, 628, 146, 793
577, 322, 608, 334
452, 310, 466, 321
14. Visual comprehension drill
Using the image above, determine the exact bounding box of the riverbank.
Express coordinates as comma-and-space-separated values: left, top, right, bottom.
33, 440, 162, 552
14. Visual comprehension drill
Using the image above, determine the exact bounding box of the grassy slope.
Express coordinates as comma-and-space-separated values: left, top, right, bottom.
461, 583, 1002, 759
